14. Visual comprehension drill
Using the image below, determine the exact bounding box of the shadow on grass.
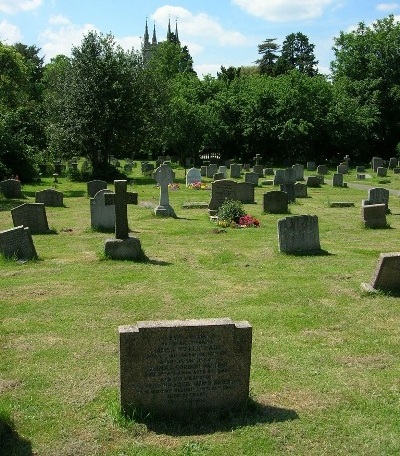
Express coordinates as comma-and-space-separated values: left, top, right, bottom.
280, 249, 333, 257
129, 399, 298, 436
0, 419, 33, 456
0, 198, 27, 212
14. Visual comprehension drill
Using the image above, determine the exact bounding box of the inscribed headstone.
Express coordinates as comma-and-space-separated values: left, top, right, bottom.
11, 203, 50, 234
209, 179, 236, 212
186, 168, 202, 186
278, 215, 321, 253
366, 187, 390, 213
119, 318, 252, 418
235, 182, 255, 204
35, 189, 63, 207
0, 225, 37, 260
244, 172, 259, 186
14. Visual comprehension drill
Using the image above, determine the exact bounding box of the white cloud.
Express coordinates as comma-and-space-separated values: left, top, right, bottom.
49, 14, 71, 26
0, 0, 42, 14
0, 19, 23, 43
115, 35, 142, 52
377, 3, 399, 11
39, 17, 98, 61
152, 6, 247, 46
231, 0, 334, 22
194, 63, 221, 78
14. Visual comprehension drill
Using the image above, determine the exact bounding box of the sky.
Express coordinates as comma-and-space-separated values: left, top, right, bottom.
0, 0, 399, 77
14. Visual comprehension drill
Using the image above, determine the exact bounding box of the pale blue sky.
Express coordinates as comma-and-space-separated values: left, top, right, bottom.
1, 0, 399, 77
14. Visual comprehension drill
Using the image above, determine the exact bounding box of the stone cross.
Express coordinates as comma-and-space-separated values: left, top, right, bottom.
154, 163, 175, 206
104, 180, 138, 239
253, 154, 261, 166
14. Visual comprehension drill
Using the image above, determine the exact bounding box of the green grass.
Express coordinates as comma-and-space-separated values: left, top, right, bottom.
1, 165, 400, 455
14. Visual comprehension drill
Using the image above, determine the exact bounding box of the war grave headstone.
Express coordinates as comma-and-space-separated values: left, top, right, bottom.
389, 157, 398, 169
292, 164, 305, 181
371, 156, 383, 172
273, 169, 285, 186
278, 215, 321, 254
0, 225, 37, 260
35, 189, 64, 207
87, 180, 107, 198
218, 166, 227, 178
294, 182, 308, 198
377, 167, 387, 177
244, 171, 259, 186
206, 164, 218, 179
364, 187, 390, 213
154, 163, 176, 217
230, 163, 241, 178
316, 164, 328, 175
119, 317, 252, 418
307, 161, 316, 171
90, 189, 115, 231
361, 252, 400, 293
11, 203, 50, 234
263, 191, 288, 214
104, 180, 142, 260
0, 179, 22, 198
332, 173, 344, 187
361, 203, 387, 229
186, 167, 202, 186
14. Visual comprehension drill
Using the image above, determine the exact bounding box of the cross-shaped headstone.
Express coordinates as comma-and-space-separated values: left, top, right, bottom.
253, 154, 261, 166
104, 180, 138, 239
154, 163, 175, 207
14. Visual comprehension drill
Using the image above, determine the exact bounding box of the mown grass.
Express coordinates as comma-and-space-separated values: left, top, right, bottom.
1, 165, 400, 455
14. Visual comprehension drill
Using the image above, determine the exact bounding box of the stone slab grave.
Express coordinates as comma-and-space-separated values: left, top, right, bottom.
186, 167, 202, 186
119, 318, 252, 418
90, 189, 115, 231
361, 203, 387, 229
362, 252, 400, 293
329, 201, 355, 207
278, 215, 321, 254
87, 180, 107, 198
0, 225, 37, 260
35, 188, 64, 207
104, 180, 143, 260
153, 163, 176, 217
0, 179, 22, 198
263, 190, 288, 214
11, 203, 50, 234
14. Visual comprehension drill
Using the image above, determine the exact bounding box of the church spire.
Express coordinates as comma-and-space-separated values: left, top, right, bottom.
175, 19, 180, 43
152, 22, 157, 45
167, 17, 173, 41
144, 18, 150, 47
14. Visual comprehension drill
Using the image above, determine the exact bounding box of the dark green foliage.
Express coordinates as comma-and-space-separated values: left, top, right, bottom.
217, 199, 246, 223
275, 32, 318, 76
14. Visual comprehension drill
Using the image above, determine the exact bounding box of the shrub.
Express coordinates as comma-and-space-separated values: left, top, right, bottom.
217, 199, 246, 224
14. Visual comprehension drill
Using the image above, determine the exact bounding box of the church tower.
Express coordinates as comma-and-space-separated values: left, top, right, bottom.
142, 18, 180, 64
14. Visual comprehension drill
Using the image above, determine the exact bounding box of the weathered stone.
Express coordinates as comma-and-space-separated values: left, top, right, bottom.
278, 215, 321, 254
11, 203, 50, 234
362, 252, 400, 292
361, 203, 387, 229
263, 191, 288, 214
0, 179, 22, 198
87, 180, 107, 198
0, 225, 37, 260
35, 189, 63, 207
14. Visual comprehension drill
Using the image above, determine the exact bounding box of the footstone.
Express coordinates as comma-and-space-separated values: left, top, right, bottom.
361, 252, 400, 293
119, 318, 252, 418
0, 225, 37, 260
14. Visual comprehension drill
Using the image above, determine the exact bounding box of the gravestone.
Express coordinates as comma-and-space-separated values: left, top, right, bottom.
0, 179, 22, 198
252, 154, 263, 177
235, 182, 255, 204
54, 160, 62, 174
278, 215, 321, 254
90, 189, 115, 231
280, 183, 296, 203
209, 179, 236, 213
371, 156, 383, 172
87, 180, 107, 198
206, 164, 218, 179
104, 180, 142, 260
11, 203, 50, 234
306, 176, 321, 188
292, 164, 304, 181
316, 164, 328, 175
200, 165, 207, 177
218, 166, 227, 178
244, 172, 259, 186
0, 225, 37, 260
337, 164, 348, 174
365, 187, 390, 213
307, 161, 316, 171
213, 172, 224, 181
124, 163, 133, 173
273, 169, 285, 186
263, 191, 288, 214
294, 182, 308, 198
356, 166, 365, 173
186, 167, 202, 186
153, 163, 176, 217
264, 168, 274, 176
376, 167, 387, 177
230, 163, 241, 178
332, 173, 344, 187
361, 203, 387, 229
394, 168, 400, 174
361, 252, 400, 293
119, 318, 252, 418
35, 189, 63, 207
357, 174, 366, 180
389, 157, 398, 169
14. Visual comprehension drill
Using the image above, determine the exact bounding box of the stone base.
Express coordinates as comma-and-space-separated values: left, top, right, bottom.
154, 205, 176, 218
104, 237, 144, 261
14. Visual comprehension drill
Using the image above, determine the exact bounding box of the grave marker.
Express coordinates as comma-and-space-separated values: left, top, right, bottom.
35, 189, 64, 207
153, 163, 176, 217
90, 189, 115, 231
0, 225, 37, 260
278, 215, 321, 254
362, 253, 400, 293
87, 180, 107, 198
11, 203, 50, 234
263, 191, 288, 214
186, 167, 202, 186
0, 179, 22, 198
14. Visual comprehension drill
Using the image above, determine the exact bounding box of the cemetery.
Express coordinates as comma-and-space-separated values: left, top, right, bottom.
1, 162, 400, 455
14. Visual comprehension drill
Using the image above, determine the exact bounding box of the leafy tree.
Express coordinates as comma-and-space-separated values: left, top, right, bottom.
217, 66, 241, 83
255, 38, 279, 75
275, 32, 318, 76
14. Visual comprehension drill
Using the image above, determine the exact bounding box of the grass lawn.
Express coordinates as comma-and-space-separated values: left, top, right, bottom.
1, 165, 400, 455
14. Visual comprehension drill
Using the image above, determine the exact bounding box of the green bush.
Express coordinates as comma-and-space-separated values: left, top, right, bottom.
217, 199, 246, 223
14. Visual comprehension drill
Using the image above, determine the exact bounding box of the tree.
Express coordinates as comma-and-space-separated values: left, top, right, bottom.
275, 32, 318, 76
45, 31, 144, 177
217, 66, 241, 83
255, 38, 279, 75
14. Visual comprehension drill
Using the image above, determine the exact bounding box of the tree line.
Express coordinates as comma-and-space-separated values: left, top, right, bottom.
1, 15, 400, 182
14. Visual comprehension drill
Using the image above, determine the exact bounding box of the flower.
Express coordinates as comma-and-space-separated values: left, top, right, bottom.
168, 183, 180, 190
238, 215, 260, 227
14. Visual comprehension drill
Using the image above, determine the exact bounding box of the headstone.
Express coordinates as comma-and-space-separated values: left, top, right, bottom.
206, 164, 218, 179
119, 318, 252, 418
371, 157, 383, 172
235, 182, 255, 204
0, 225, 37, 260
278, 215, 321, 254
332, 173, 344, 187
87, 180, 107, 198
306, 176, 321, 188
124, 163, 133, 173
356, 166, 365, 173
0, 179, 22, 198
337, 164, 348, 174
200, 166, 207, 177
11, 203, 50, 234
209, 180, 236, 213
90, 189, 115, 231
389, 157, 398, 169
244, 172, 259, 186
54, 160, 62, 174
361, 203, 387, 229
292, 164, 304, 181
153, 163, 176, 217
357, 174, 366, 180
253, 164, 264, 178
142, 162, 155, 176
316, 164, 328, 175
35, 189, 63, 207
284, 168, 296, 184
362, 253, 400, 292
394, 168, 400, 174
280, 183, 296, 203
307, 161, 316, 171
294, 182, 308, 198
230, 163, 241, 179
186, 168, 202, 187
376, 167, 387, 177
365, 187, 390, 213
263, 191, 288, 214
213, 172, 224, 181
264, 168, 274, 176
218, 166, 227, 178
273, 169, 285, 186
104, 180, 142, 260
